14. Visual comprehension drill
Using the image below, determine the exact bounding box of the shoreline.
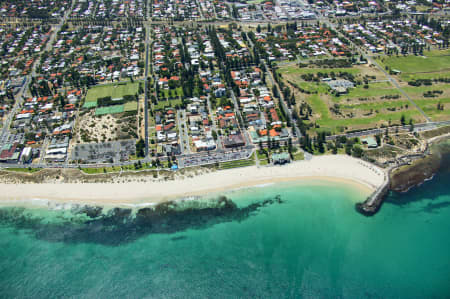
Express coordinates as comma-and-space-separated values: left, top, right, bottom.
389, 135, 450, 193
0, 155, 385, 208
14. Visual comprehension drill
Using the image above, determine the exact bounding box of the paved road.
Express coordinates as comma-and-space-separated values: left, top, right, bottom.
246, 36, 312, 159
177, 110, 187, 154
206, 95, 223, 151
229, 89, 252, 146
326, 120, 450, 141
179, 148, 253, 168
144, 23, 150, 157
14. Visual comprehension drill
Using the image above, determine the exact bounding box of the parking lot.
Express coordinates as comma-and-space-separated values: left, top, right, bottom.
71, 139, 136, 164
180, 148, 253, 168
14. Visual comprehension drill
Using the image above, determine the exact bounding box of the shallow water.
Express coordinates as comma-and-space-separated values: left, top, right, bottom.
0, 175, 449, 298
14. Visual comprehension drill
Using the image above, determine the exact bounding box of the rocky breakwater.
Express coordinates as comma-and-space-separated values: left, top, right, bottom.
356, 136, 450, 216
356, 171, 390, 216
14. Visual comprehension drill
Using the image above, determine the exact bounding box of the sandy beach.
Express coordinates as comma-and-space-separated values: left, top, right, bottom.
0, 155, 386, 206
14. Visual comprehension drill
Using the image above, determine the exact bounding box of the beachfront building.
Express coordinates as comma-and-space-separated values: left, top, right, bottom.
271, 152, 291, 165
362, 137, 378, 149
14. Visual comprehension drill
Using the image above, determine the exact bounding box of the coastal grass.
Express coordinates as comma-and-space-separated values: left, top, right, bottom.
259, 159, 269, 166
219, 154, 255, 170
2, 167, 41, 173
420, 125, 450, 139
86, 82, 139, 103
81, 163, 158, 174
292, 151, 305, 161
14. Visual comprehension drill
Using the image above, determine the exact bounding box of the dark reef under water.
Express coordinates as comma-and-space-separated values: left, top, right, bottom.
0, 195, 283, 246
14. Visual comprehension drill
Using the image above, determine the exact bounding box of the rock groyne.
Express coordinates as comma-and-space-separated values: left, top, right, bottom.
356, 171, 390, 216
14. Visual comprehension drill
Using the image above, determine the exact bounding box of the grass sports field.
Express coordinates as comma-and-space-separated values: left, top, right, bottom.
85, 82, 139, 103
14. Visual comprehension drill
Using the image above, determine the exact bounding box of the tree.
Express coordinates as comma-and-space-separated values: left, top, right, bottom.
211, 130, 218, 141
375, 134, 381, 146
136, 138, 145, 158
401, 114, 406, 126
352, 145, 364, 158
409, 119, 414, 132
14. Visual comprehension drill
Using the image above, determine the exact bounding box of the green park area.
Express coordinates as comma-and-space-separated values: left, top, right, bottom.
154, 98, 182, 110
377, 50, 450, 81
415, 97, 450, 121
280, 66, 360, 76
158, 87, 183, 99
333, 82, 400, 101
279, 64, 429, 133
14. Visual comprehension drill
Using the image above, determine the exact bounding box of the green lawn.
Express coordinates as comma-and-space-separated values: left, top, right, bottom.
402, 83, 450, 97
95, 104, 124, 115
296, 82, 329, 93
154, 99, 182, 110
377, 50, 450, 76
86, 82, 139, 103
340, 100, 410, 111
292, 151, 304, 161
333, 82, 400, 101
280, 66, 360, 76
124, 101, 138, 112
399, 70, 450, 81
259, 159, 269, 166
306, 94, 331, 121
415, 97, 450, 121
315, 109, 422, 132
158, 87, 183, 99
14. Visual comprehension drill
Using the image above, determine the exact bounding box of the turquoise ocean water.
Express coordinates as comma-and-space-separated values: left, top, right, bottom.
0, 173, 449, 298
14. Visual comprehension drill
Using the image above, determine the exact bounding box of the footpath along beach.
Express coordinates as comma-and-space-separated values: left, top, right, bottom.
0, 155, 385, 207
